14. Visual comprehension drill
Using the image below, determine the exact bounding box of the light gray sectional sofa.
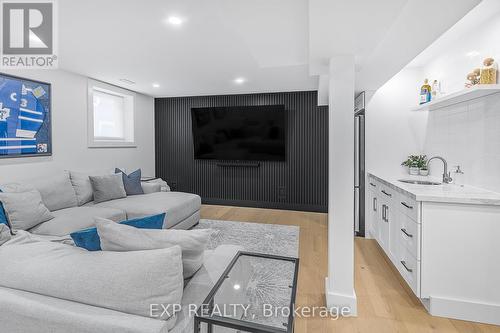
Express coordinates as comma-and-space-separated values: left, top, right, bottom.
0, 170, 227, 333
0, 231, 242, 333
1, 170, 201, 236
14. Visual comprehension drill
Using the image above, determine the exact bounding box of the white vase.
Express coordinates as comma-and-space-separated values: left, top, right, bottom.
419, 169, 429, 176
409, 167, 419, 175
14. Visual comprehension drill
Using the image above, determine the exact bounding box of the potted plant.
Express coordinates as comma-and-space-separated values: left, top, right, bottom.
416, 155, 429, 176
402, 154, 427, 175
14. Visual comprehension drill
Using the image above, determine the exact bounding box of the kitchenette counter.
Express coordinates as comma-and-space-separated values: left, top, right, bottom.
368, 173, 500, 206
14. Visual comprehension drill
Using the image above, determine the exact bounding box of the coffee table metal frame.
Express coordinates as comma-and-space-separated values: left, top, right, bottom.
194, 251, 299, 333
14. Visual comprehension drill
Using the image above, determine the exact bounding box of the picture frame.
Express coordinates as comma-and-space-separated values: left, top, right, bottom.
0, 72, 52, 158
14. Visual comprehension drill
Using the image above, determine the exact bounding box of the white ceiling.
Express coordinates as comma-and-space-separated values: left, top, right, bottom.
58, 0, 481, 97
58, 0, 317, 97
309, 0, 482, 93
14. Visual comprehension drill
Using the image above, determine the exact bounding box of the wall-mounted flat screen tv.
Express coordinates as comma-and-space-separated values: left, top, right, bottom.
0, 73, 51, 158
191, 105, 286, 161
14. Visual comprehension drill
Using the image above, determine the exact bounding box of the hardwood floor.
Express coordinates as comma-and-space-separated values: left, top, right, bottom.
200, 204, 500, 333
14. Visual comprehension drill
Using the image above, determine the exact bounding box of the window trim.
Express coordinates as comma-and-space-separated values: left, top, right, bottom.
87, 79, 136, 148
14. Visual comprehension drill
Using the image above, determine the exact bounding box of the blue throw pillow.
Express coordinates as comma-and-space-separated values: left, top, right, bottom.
0, 189, 10, 228
115, 168, 144, 196
70, 213, 165, 251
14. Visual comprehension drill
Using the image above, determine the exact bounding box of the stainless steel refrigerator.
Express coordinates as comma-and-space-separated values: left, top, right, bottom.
354, 92, 365, 237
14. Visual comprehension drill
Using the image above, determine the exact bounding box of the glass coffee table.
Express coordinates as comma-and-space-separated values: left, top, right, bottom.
194, 251, 299, 333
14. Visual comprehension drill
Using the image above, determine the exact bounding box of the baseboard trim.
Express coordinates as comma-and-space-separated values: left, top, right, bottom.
201, 197, 327, 213
429, 296, 500, 325
324, 278, 357, 316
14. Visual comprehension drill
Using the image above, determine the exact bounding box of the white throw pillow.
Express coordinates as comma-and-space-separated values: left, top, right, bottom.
96, 218, 213, 278
0, 190, 53, 231
0, 239, 183, 328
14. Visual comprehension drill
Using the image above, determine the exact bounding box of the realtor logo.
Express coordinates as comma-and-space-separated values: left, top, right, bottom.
1, 0, 58, 68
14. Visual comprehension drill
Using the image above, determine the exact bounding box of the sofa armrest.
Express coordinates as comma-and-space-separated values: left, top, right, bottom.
141, 182, 161, 194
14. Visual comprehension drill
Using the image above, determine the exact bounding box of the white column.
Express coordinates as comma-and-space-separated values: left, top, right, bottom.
325, 55, 357, 315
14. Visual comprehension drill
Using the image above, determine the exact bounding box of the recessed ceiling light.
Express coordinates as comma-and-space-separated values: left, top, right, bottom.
152, 83, 160, 88
119, 78, 136, 85
465, 50, 480, 58
167, 16, 183, 26
233, 284, 241, 290
234, 77, 246, 84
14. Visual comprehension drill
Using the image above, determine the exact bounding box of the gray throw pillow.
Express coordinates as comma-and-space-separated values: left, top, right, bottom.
115, 168, 144, 195
69, 170, 110, 206
0, 224, 11, 246
31, 172, 78, 211
96, 218, 213, 278
0, 190, 54, 231
89, 174, 126, 204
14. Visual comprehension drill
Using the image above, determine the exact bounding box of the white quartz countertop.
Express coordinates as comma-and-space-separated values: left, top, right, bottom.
368, 173, 500, 206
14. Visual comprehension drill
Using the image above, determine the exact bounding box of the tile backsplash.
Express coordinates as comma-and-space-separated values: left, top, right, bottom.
423, 93, 500, 192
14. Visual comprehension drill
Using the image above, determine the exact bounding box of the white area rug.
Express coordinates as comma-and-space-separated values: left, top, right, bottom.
194, 219, 300, 257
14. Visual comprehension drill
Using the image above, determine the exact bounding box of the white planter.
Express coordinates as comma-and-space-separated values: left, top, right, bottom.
419, 169, 429, 176
409, 167, 420, 175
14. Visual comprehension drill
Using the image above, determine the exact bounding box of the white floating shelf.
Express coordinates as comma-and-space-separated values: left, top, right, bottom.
411, 84, 500, 112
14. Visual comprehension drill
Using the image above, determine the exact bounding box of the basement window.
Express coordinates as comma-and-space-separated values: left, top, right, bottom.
87, 80, 135, 148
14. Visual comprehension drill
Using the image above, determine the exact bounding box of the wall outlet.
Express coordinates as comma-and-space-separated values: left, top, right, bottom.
278, 186, 286, 198
170, 181, 177, 190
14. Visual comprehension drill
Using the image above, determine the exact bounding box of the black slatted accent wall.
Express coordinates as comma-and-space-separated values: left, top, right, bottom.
155, 91, 328, 212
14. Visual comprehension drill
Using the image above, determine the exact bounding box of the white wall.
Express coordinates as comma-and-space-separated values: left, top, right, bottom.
0, 69, 155, 183
421, 9, 500, 192
367, 2, 500, 193
365, 68, 427, 179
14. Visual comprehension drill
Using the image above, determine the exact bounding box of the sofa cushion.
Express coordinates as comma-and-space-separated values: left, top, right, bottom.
71, 213, 166, 251
97, 218, 213, 278
29, 206, 126, 236
69, 170, 109, 206
0, 190, 54, 231
31, 172, 78, 211
0, 237, 184, 326
0, 224, 11, 246
94, 192, 201, 228
0, 286, 170, 333
89, 174, 126, 204
116, 168, 144, 196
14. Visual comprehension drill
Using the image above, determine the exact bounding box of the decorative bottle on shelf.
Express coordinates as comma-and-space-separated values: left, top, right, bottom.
419, 79, 432, 104
431, 80, 440, 100
480, 58, 497, 85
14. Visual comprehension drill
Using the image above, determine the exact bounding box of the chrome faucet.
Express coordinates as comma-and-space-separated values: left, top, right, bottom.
427, 156, 453, 184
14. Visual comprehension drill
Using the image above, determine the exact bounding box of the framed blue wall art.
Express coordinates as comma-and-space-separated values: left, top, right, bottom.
0, 73, 52, 158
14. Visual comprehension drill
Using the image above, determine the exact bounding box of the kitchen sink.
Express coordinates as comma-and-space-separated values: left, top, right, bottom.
398, 179, 442, 186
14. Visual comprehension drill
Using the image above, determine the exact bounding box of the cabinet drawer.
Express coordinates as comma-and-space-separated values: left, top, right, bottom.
398, 194, 419, 222
379, 184, 396, 203
396, 245, 420, 296
399, 215, 420, 260
367, 177, 379, 192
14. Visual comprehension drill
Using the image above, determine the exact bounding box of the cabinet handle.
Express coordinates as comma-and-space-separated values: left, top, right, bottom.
373, 197, 377, 212
382, 205, 386, 221
401, 228, 413, 238
401, 202, 413, 209
385, 205, 389, 222
381, 190, 392, 197
400, 260, 413, 273
370, 182, 376, 187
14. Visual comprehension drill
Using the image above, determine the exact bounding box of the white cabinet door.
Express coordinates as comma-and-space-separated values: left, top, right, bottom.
389, 204, 403, 263
367, 188, 379, 239
379, 198, 392, 252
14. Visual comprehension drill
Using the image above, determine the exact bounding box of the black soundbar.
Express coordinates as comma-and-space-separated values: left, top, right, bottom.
216, 161, 260, 168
